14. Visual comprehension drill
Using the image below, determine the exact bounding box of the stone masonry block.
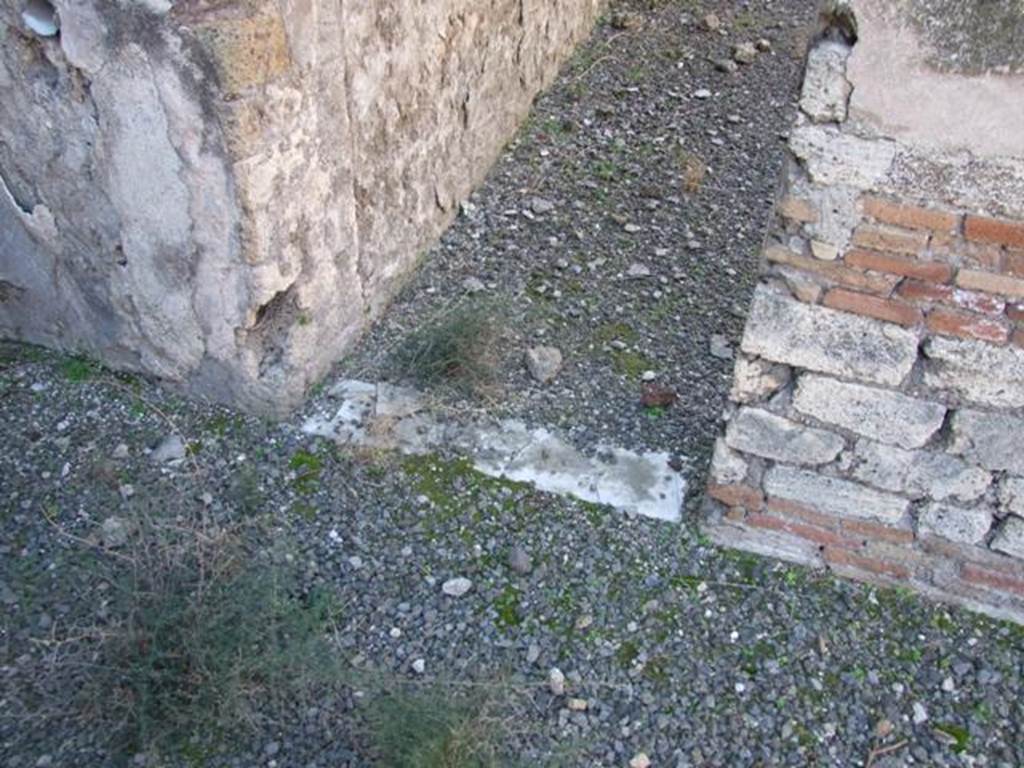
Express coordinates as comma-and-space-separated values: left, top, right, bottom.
725, 408, 844, 466
741, 287, 918, 387
764, 466, 910, 524
918, 502, 993, 546
923, 337, 1024, 409
991, 516, 1024, 560
949, 409, 1024, 475
793, 374, 946, 450
850, 439, 991, 503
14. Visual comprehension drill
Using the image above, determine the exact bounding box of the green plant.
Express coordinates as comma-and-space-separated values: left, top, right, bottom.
60, 355, 98, 382
18, 514, 343, 759
364, 688, 508, 768
390, 301, 501, 392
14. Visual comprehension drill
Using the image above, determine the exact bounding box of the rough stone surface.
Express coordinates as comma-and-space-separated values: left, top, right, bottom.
999, 477, 1024, 516
729, 356, 791, 404
849, 439, 991, 502
991, 516, 1024, 559
793, 374, 946, 450
725, 407, 844, 466
789, 125, 897, 190
741, 287, 918, 387
949, 410, 1024, 475
918, 502, 993, 546
800, 41, 853, 123
923, 337, 1024, 408
525, 346, 564, 384
0, 0, 604, 414
709, 437, 748, 485
763, 466, 910, 524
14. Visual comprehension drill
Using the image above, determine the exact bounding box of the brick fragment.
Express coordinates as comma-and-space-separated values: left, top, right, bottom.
778, 196, 818, 223
926, 308, 1010, 344
824, 546, 910, 580
845, 248, 953, 283
851, 224, 929, 255
842, 517, 916, 546
1007, 302, 1024, 323
965, 214, 1024, 249
961, 563, 1024, 597
956, 269, 1024, 299
765, 246, 899, 295
824, 288, 922, 327
768, 496, 914, 545
897, 280, 1006, 315
746, 512, 849, 549
862, 196, 960, 232
766, 497, 840, 531
707, 483, 764, 511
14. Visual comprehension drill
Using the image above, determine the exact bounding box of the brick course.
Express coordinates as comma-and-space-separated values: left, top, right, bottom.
965, 215, 1024, 250
823, 288, 922, 327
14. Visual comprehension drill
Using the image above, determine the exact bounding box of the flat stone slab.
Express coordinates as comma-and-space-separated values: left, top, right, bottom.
301, 380, 686, 522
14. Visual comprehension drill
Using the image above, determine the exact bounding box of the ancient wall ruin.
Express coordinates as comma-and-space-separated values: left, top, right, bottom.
705, 0, 1024, 622
0, 0, 603, 413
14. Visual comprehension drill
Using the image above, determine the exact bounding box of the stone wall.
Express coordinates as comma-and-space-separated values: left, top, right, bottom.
704, 0, 1024, 622
0, 0, 603, 413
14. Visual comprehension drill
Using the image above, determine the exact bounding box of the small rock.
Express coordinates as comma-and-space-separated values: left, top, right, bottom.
150, 434, 186, 463
756, 37, 772, 52
640, 370, 657, 382
462, 277, 486, 294
530, 197, 555, 215
714, 59, 739, 74
118, 484, 135, 500
111, 443, 130, 460
548, 667, 566, 696
694, 88, 712, 100
100, 517, 130, 548
411, 658, 426, 674
264, 742, 280, 757
626, 262, 652, 278
508, 546, 533, 575
733, 42, 758, 64
623, 223, 642, 234
702, 12, 720, 31
35, 756, 53, 768
442, 577, 473, 597
709, 334, 733, 360
525, 346, 563, 384
610, 10, 642, 30
942, 676, 955, 692
567, 698, 588, 711
629, 753, 651, 768
641, 384, 677, 408
912, 701, 928, 725
526, 644, 542, 664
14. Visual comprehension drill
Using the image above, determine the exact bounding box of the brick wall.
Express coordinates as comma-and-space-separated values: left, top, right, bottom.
703, 6, 1024, 623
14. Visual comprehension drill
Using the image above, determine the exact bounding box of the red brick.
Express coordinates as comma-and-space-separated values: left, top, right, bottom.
824, 547, 910, 580
897, 280, 1005, 315
926, 308, 1010, 344
961, 563, 1024, 597
708, 483, 764, 511
965, 214, 1024, 249
956, 269, 1024, 299
824, 288, 923, 327
1013, 329, 1024, 349
842, 518, 915, 546
962, 241, 1005, 271
861, 196, 960, 232
746, 513, 850, 549
851, 224, 929, 256
765, 246, 899, 296
845, 248, 953, 283
1007, 302, 1024, 323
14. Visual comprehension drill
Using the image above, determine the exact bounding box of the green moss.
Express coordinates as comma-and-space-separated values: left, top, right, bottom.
289, 450, 324, 494
494, 585, 522, 629
593, 322, 638, 344
610, 349, 653, 379
935, 723, 970, 753
616, 640, 640, 669
60, 356, 98, 382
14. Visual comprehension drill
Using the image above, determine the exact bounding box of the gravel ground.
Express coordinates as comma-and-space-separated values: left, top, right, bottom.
3, 2, 1024, 768
339, 0, 814, 473
1, 346, 1023, 768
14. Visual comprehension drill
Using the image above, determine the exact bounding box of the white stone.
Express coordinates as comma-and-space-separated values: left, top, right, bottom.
810, 240, 839, 261
548, 667, 566, 696
918, 502, 992, 545
150, 434, 187, 463
850, 440, 991, 502
741, 287, 918, 387
629, 754, 652, 768
800, 41, 853, 123
710, 437, 748, 485
923, 337, 1024, 409
789, 125, 897, 189
411, 658, 426, 674
375, 383, 424, 419
442, 577, 473, 597
729, 355, 791, 403
725, 408, 844, 466
525, 346, 563, 383
949, 409, 1024, 474
764, 466, 910, 523
999, 477, 1024, 515
793, 375, 946, 449
991, 516, 1024, 559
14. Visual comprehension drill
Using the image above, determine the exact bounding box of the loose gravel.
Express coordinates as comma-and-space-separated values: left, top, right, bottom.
2, 2, 1023, 767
